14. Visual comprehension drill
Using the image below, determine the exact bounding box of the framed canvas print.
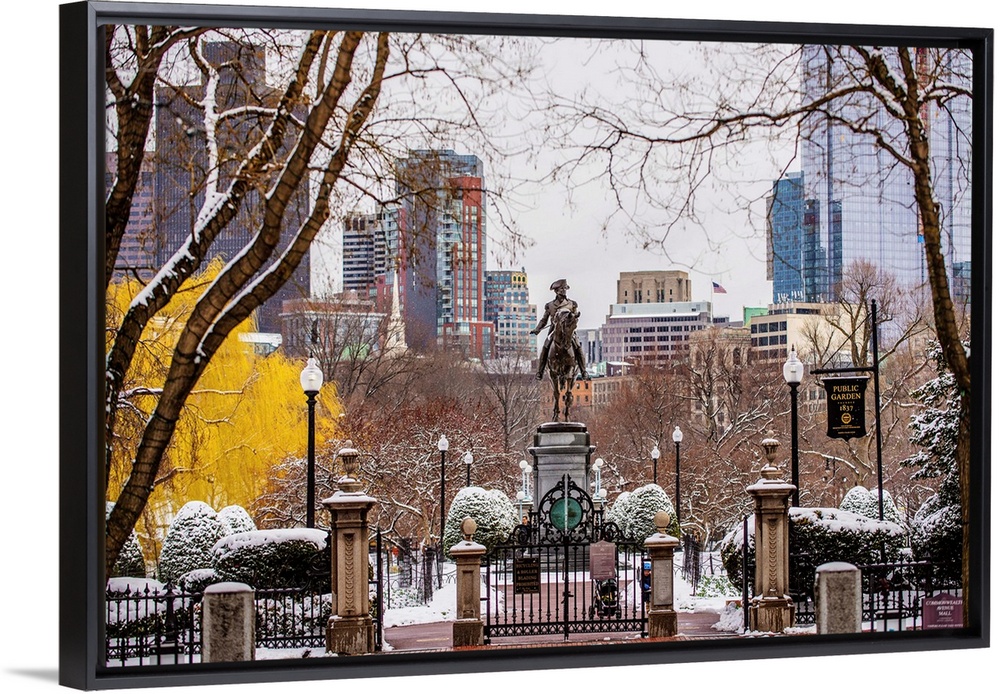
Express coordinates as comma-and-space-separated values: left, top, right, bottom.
59, 0, 991, 690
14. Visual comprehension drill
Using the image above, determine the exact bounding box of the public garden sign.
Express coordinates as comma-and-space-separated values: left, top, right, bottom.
823, 376, 869, 440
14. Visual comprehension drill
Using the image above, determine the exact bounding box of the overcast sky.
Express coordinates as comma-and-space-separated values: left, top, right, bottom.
309, 33, 795, 328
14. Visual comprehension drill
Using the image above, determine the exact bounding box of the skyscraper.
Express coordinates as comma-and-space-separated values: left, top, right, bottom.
153, 41, 311, 333
795, 46, 972, 300
784, 46, 971, 302
394, 149, 492, 357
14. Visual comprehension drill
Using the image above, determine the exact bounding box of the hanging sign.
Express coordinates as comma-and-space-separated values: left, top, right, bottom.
823, 376, 869, 440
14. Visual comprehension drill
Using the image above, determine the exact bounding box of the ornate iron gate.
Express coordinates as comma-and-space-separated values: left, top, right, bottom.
484, 477, 648, 642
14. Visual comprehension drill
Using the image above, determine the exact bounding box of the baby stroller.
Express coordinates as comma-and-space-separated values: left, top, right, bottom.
590, 578, 620, 618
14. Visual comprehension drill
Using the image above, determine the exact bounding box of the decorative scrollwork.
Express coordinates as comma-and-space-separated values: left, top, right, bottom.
537, 477, 596, 542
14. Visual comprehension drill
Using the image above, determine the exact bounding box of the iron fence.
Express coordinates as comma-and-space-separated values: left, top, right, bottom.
860, 560, 960, 632
105, 582, 202, 666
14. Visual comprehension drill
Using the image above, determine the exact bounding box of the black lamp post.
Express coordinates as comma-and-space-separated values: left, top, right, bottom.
651, 444, 660, 485
672, 426, 683, 533
783, 346, 804, 507
463, 451, 473, 486
437, 434, 448, 558
299, 357, 324, 528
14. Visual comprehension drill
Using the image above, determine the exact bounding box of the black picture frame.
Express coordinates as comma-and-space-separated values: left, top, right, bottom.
59, 1, 991, 690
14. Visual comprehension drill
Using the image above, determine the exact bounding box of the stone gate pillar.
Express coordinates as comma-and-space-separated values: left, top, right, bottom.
322, 442, 377, 655
450, 517, 486, 647
746, 435, 796, 633
644, 510, 680, 638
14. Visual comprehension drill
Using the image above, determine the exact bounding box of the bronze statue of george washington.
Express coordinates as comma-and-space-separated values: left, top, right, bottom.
531, 279, 589, 381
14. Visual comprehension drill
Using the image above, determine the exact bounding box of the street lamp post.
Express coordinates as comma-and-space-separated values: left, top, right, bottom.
592, 457, 608, 511
299, 357, 324, 528
464, 451, 473, 487
516, 459, 533, 521
783, 346, 804, 507
651, 445, 660, 485
672, 426, 683, 534
437, 435, 449, 560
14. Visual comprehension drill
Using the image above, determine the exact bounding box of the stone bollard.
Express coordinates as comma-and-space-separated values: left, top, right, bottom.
644, 510, 680, 638
746, 435, 796, 633
450, 517, 486, 647
201, 582, 255, 663
322, 442, 378, 655
814, 562, 862, 634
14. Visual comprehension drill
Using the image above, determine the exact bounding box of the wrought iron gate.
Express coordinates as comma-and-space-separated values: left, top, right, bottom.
484, 477, 648, 642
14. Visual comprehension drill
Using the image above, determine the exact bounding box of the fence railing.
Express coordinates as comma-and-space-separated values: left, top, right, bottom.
105, 582, 202, 666
860, 560, 960, 632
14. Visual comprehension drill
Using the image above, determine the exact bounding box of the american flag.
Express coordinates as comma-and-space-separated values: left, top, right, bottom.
712, 281, 727, 294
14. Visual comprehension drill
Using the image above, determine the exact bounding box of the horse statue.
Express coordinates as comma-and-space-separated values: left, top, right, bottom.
546, 307, 580, 421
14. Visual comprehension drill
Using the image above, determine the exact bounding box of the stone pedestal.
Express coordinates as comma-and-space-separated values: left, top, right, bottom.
644, 514, 680, 638
322, 444, 378, 655
201, 582, 255, 662
528, 422, 595, 512
746, 461, 796, 633
451, 518, 486, 647
815, 562, 862, 634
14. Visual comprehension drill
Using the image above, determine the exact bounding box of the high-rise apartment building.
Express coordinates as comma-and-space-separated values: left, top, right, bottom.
153, 41, 311, 332
484, 269, 537, 358
342, 209, 395, 299
394, 149, 492, 358
793, 46, 972, 301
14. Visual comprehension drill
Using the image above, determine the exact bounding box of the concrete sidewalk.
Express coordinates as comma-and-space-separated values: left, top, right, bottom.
383, 611, 738, 652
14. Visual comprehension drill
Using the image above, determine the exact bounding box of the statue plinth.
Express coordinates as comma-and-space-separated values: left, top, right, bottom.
528, 422, 595, 514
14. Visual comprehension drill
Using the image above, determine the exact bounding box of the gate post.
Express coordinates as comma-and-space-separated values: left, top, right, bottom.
746, 435, 796, 633
644, 510, 680, 637
201, 582, 255, 662
451, 517, 486, 647
322, 442, 378, 655
814, 562, 862, 634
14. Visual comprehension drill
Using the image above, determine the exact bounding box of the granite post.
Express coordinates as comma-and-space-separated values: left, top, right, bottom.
644, 510, 680, 637
746, 435, 796, 633
322, 442, 378, 655
201, 582, 255, 662
815, 562, 862, 634
450, 517, 486, 647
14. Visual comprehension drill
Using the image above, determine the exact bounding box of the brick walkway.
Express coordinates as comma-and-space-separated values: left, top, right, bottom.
383, 611, 738, 652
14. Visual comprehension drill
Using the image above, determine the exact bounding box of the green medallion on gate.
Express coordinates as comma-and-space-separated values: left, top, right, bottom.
549, 497, 584, 530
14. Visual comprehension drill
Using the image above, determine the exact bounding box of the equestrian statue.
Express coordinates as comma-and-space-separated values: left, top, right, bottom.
531, 279, 589, 422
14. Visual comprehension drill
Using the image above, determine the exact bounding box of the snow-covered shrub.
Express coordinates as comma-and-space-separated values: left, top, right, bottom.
606, 484, 679, 545
720, 508, 905, 590
839, 486, 877, 517
213, 528, 328, 589
910, 495, 962, 585
695, 573, 739, 599
443, 487, 517, 558
106, 502, 146, 578
177, 568, 220, 593
839, 486, 904, 526
218, 505, 256, 536
158, 501, 225, 583
788, 507, 905, 591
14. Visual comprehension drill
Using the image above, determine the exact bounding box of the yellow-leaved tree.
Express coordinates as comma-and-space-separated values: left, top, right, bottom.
107, 260, 342, 563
